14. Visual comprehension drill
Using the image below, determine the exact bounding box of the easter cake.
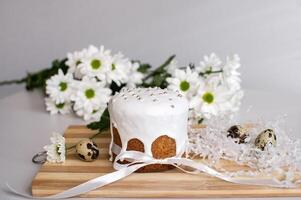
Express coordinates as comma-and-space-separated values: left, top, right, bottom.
108, 87, 189, 172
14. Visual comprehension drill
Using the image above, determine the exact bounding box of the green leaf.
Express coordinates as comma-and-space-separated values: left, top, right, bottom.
152, 73, 171, 89
142, 55, 175, 82
109, 81, 126, 95
0, 58, 69, 91
87, 107, 110, 132
152, 74, 165, 87
137, 63, 152, 73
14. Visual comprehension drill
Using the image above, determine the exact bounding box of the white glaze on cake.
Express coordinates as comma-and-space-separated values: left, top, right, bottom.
108, 87, 189, 160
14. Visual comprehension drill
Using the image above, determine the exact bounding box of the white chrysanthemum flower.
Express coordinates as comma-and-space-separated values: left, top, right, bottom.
66, 45, 100, 80
45, 98, 72, 115
66, 50, 83, 70
223, 54, 240, 74
222, 54, 241, 91
105, 52, 130, 86
196, 53, 222, 73
46, 69, 74, 104
190, 79, 234, 119
78, 46, 112, 81
227, 89, 244, 113
43, 132, 65, 163
71, 77, 111, 121
84, 108, 103, 121
72, 106, 104, 121
85, 45, 100, 56
126, 62, 144, 88
66, 50, 86, 79
166, 67, 200, 100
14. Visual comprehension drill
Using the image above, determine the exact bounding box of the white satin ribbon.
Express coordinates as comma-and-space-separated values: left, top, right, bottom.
7, 149, 298, 199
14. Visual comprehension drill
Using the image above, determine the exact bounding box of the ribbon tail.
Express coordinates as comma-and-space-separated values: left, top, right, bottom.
6, 163, 148, 199
7, 153, 299, 199
6, 183, 37, 199
169, 158, 297, 188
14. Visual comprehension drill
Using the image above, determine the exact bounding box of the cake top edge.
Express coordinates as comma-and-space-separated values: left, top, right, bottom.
109, 87, 188, 113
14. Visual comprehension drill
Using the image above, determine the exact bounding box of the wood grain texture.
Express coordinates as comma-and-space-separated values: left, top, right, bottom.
31, 126, 301, 198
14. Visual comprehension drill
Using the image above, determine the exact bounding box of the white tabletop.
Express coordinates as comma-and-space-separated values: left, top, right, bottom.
0, 89, 300, 200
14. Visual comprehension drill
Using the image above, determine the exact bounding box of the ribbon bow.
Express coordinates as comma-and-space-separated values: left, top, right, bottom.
7, 148, 298, 199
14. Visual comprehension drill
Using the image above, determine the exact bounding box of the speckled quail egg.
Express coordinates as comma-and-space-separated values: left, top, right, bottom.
76, 139, 99, 161
255, 129, 277, 151
227, 125, 249, 144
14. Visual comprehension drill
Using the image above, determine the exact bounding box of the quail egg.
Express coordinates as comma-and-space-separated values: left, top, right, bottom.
255, 129, 277, 150
76, 139, 99, 161
227, 125, 249, 144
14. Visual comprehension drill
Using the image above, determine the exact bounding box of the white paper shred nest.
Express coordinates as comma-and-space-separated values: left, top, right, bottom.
186, 115, 301, 183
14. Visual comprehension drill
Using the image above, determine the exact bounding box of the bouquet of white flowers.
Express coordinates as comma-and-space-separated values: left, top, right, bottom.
44, 45, 144, 121
0, 45, 243, 130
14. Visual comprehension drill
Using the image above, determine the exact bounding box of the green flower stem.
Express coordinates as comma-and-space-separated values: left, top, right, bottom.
199, 69, 223, 77
66, 144, 76, 151
0, 78, 27, 86
90, 131, 104, 139
0, 58, 68, 91
142, 55, 175, 82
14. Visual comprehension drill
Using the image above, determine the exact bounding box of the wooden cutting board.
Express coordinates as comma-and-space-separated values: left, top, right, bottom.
31, 125, 301, 198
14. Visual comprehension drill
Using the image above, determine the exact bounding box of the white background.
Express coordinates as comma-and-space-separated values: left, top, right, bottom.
0, 0, 301, 98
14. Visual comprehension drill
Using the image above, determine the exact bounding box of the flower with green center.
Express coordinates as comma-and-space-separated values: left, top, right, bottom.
167, 67, 200, 99
45, 69, 73, 104
71, 76, 112, 121
75, 60, 81, 66
202, 92, 214, 104
43, 132, 66, 163
55, 103, 65, 109
76, 46, 112, 81
56, 145, 61, 155
59, 82, 68, 92
85, 88, 95, 99
45, 98, 72, 115
111, 63, 116, 71
91, 59, 101, 70
66, 49, 86, 72
179, 80, 190, 92
106, 52, 135, 86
